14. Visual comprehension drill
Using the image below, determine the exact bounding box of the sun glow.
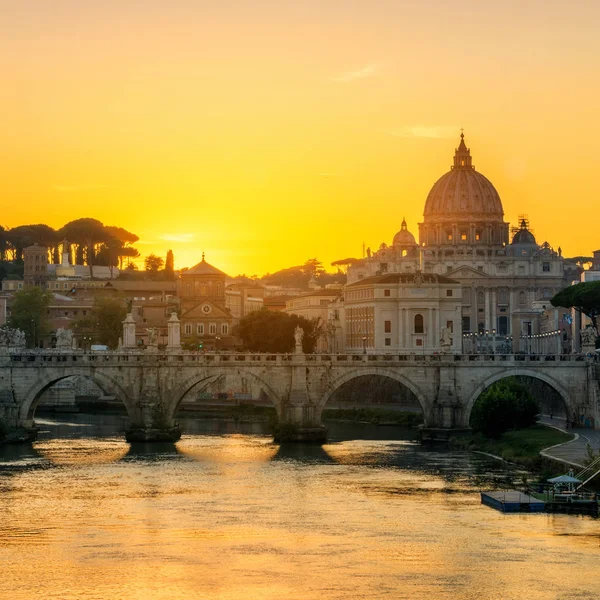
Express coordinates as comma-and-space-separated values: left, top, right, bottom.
2, 1, 600, 275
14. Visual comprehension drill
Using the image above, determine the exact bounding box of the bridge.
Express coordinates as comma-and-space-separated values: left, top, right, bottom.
0, 350, 598, 442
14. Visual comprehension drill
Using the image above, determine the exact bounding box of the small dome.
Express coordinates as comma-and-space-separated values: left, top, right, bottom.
511, 219, 536, 245
392, 218, 417, 247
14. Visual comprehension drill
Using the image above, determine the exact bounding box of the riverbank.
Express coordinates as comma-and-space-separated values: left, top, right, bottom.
449, 425, 573, 471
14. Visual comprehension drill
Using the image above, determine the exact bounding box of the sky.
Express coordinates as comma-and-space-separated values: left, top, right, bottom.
2, 0, 599, 276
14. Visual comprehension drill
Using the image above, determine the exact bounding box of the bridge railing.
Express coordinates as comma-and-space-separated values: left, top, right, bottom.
2, 350, 590, 365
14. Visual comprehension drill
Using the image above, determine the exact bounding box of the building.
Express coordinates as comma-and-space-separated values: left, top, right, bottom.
343, 273, 462, 353
348, 134, 566, 352
23, 245, 49, 288
285, 288, 343, 352
177, 254, 234, 349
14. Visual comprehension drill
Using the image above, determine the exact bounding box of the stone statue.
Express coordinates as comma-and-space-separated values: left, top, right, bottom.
13, 329, 26, 348
56, 327, 73, 349
580, 327, 597, 351
0, 327, 26, 348
146, 327, 159, 346
440, 327, 452, 347
294, 326, 304, 350
127, 299, 133, 313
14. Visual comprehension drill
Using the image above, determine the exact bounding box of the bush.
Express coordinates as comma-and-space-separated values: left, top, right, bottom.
470, 378, 539, 438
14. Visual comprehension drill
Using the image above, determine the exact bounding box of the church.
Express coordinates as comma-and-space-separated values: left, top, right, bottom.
345, 134, 565, 352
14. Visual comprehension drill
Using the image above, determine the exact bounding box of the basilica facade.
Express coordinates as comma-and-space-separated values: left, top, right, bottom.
347, 134, 565, 351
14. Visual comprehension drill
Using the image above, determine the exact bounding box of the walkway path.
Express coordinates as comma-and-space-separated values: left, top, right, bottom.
538, 416, 600, 469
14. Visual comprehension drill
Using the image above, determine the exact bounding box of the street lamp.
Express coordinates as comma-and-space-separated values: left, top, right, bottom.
362, 336, 367, 355
215, 335, 221, 354
83, 335, 90, 354
492, 328, 496, 354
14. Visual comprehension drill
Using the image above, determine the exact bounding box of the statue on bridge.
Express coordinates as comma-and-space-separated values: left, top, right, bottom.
294, 326, 304, 354
440, 327, 452, 353
580, 327, 597, 355
146, 327, 159, 347
0, 326, 26, 349
55, 328, 74, 350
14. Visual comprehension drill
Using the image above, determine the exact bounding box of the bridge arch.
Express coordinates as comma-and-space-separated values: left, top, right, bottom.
319, 367, 430, 425
170, 368, 284, 418
464, 368, 573, 425
20, 367, 132, 422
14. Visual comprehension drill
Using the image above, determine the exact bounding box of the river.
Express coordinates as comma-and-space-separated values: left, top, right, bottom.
0, 415, 598, 600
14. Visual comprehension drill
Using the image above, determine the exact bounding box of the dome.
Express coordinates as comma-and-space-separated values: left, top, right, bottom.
511, 219, 537, 245
392, 218, 417, 247
423, 134, 504, 223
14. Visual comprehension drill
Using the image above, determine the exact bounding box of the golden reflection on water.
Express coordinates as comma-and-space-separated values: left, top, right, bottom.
33, 438, 130, 465
1, 433, 599, 600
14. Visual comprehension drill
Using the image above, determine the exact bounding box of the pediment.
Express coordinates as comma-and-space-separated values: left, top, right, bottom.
446, 266, 487, 278
181, 301, 231, 320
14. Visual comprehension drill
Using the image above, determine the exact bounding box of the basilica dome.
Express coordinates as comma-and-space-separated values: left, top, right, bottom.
392, 218, 417, 247
423, 134, 504, 223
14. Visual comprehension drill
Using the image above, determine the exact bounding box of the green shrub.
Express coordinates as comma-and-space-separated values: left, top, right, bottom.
470, 378, 539, 438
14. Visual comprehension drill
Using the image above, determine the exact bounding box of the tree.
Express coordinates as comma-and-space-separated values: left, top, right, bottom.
551, 281, 600, 334
8, 287, 53, 347
233, 308, 322, 353
144, 254, 164, 276
165, 250, 175, 280
59, 218, 109, 279
470, 378, 538, 438
74, 297, 126, 349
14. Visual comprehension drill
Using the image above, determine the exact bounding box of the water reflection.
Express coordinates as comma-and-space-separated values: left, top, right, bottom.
1, 414, 598, 600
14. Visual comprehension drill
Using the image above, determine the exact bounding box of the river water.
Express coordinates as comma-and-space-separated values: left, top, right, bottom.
0, 415, 598, 600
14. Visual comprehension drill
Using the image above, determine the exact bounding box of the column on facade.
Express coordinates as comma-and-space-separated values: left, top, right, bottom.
402, 308, 408, 349
428, 309, 434, 349
490, 288, 497, 333
471, 285, 477, 334
484, 289, 491, 332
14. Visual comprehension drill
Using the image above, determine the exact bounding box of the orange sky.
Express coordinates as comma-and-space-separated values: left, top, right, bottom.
2, 0, 599, 276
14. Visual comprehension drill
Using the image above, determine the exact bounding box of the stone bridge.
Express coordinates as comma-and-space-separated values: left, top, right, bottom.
0, 351, 598, 442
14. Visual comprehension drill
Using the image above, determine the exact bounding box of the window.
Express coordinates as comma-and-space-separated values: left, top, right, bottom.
320, 299, 328, 306
209, 324, 217, 335
460, 231, 468, 241
477, 266, 484, 273
446, 320, 453, 333
197, 324, 204, 335
221, 324, 228, 335
384, 289, 391, 297
497, 316, 508, 335
184, 324, 192, 335
384, 338, 391, 346
518, 265, 525, 274
416, 338, 423, 346
475, 231, 481, 241
518, 290, 526, 306
498, 289, 508, 305
542, 262, 551, 272
446, 266, 452, 273
414, 314, 424, 334
384, 320, 391, 333
446, 289, 453, 297
462, 316, 471, 332
446, 231, 453, 241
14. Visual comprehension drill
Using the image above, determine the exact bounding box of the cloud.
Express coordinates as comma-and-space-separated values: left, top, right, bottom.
52, 184, 110, 192
159, 233, 195, 243
386, 126, 458, 139
332, 64, 378, 83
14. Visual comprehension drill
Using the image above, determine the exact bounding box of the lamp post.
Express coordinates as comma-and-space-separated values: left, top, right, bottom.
215, 335, 221, 354
83, 335, 90, 354
492, 328, 496, 354
362, 336, 367, 355
30, 319, 36, 349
